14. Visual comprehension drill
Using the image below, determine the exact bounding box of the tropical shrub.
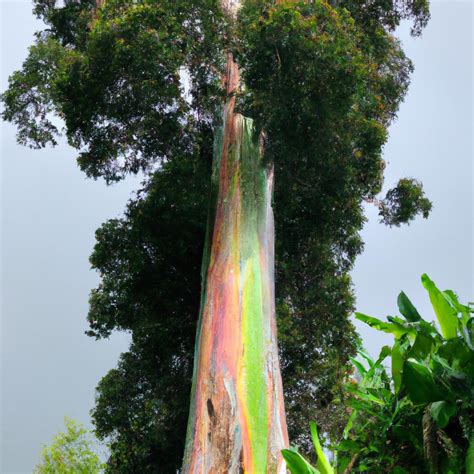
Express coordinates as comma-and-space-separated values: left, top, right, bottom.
283, 274, 474, 473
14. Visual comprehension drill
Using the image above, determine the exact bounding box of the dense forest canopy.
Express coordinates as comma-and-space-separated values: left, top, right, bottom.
2, 0, 431, 471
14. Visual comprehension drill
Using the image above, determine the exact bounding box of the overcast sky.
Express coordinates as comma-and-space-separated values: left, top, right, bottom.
1, 1, 473, 472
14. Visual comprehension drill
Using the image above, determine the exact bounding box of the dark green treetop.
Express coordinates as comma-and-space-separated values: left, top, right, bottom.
2, 0, 227, 181
378, 178, 432, 227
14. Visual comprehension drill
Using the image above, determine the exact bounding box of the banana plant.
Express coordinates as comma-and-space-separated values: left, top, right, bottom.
286, 275, 474, 473
351, 274, 474, 473
355, 274, 473, 415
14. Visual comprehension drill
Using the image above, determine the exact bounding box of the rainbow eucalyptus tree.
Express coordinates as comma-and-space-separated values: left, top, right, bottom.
2, 0, 432, 471
180, 1, 289, 471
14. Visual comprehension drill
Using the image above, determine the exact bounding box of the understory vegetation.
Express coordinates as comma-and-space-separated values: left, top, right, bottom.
283, 275, 474, 474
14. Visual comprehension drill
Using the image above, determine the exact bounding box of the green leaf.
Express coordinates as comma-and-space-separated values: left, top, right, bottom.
443, 290, 471, 315
310, 422, 334, 474
355, 313, 408, 338
438, 339, 474, 371
391, 340, 404, 393
345, 383, 385, 405
430, 355, 468, 399
33, 418, 103, 473
421, 274, 458, 339
342, 411, 357, 439
408, 332, 434, 360
457, 312, 474, 350
430, 401, 456, 428
397, 291, 421, 321
350, 356, 367, 377
358, 348, 375, 368
376, 345, 392, 365
337, 439, 359, 451
282, 447, 319, 474
403, 358, 446, 404
347, 398, 383, 417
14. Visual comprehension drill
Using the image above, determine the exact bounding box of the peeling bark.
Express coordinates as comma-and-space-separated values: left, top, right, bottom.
182, 3, 288, 471
182, 107, 288, 474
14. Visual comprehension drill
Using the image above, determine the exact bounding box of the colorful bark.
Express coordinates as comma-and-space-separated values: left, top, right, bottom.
182, 102, 288, 472
183, 1, 288, 469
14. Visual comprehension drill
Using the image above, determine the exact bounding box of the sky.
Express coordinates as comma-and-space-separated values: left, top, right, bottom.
1, 1, 473, 472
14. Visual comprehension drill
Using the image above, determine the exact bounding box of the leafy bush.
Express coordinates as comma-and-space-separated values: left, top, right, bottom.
34, 418, 104, 474
283, 274, 474, 473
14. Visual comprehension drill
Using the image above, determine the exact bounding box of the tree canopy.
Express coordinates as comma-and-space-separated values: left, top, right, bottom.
2, 0, 432, 471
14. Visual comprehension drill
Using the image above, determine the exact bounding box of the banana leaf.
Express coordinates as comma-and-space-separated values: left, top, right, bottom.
397, 291, 421, 322
282, 447, 319, 474
421, 274, 458, 339
355, 313, 409, 339
403, 358, 448, 404
430, 401, 456, 428
310, 422, 334, 474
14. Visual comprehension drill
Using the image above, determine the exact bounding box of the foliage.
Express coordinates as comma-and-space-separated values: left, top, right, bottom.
341, 275, 474, 473
2, 0, 227, 182
33, 418, 104, 474
378, 178, 432, 227
2, 0, 433, 469
336, 349, 427, 473
336, 0, 430, 36
89, 149, 211, 472
283, 275, 474, 473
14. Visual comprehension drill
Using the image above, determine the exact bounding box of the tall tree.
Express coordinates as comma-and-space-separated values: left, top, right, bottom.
2, 0, 431, 471
181, 1, 288, 471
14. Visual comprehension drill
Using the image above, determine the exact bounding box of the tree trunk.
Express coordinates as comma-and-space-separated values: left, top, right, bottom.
182, 10, 288, 468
